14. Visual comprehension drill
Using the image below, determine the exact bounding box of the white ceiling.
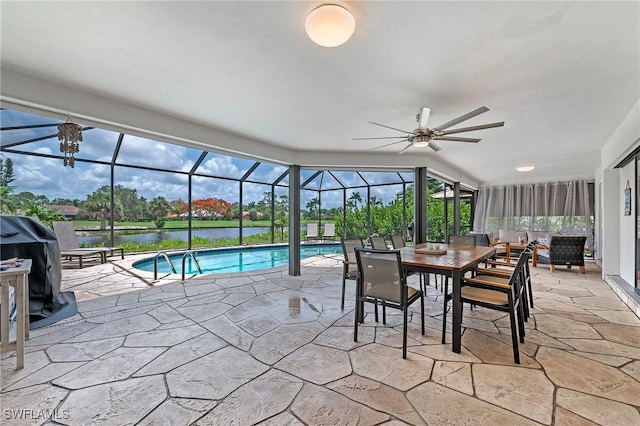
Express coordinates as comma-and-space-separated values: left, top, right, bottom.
1, 1, 638, 187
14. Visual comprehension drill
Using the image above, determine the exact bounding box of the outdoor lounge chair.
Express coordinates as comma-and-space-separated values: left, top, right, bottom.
305, 223, 319, 241
323, 223, 336, 241
52, 221, 124, 268
536, 235, 587, 274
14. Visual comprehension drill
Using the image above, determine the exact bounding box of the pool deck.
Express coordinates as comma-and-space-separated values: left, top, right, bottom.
2, 254, 640, 425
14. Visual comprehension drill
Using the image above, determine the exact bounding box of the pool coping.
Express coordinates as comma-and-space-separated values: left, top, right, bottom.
111, 243, 342, 282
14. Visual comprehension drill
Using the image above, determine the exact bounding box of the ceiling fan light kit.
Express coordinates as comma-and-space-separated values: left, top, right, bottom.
305, 4, 355, 47
354, 106, 505, 154
411, 135, 430, 148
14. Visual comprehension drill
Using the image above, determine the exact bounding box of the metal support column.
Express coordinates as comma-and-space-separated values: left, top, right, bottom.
413, 167, 428, 244
288, 165, 301, 276
453, 181, 461, 235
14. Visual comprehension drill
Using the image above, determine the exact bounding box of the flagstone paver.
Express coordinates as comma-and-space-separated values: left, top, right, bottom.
1, 256, 638, 426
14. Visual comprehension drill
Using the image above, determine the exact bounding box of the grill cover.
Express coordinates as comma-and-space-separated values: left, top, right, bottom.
0, 216, 65, 322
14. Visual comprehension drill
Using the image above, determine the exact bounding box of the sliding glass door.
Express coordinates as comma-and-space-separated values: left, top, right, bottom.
636, 157, 639, 291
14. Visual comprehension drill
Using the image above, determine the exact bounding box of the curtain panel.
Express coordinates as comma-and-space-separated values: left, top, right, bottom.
473, 180, 593, 246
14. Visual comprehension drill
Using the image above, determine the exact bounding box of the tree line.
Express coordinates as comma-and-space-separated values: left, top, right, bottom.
1, 157, 469, 241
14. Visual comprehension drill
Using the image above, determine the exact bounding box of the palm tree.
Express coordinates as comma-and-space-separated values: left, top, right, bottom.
306, 197, 319, 220
348, 192, 363, 210
84, 190, 113, 230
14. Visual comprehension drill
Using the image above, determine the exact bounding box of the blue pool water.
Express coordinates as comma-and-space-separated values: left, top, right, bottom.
133, 243, 343, 275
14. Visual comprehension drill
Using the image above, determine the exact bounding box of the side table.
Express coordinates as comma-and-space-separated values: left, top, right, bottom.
0, 259, 32, 369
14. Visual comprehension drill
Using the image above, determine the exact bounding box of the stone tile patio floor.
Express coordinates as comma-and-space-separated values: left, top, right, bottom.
1, 254, 639, 425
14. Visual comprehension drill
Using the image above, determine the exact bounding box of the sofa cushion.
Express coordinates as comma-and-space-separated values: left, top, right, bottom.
527, 231, 551, 246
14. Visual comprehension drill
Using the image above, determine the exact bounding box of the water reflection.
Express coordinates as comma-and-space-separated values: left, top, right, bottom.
78, 227, 270, 246
289, 296, 322, 315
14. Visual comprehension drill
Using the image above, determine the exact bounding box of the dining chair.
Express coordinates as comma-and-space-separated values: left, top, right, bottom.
369, 235, 388, 250
391, 234, 426, 293
459, 251, 529, 364
354, 247, 424, 359
479, 240, 537, 311
447, 234, 476, 245
390, 234, 406, 249
340, 237, 364, 310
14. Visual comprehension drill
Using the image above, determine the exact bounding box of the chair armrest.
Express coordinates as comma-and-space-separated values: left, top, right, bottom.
485, 259, 516, 268
462, 276, 511, 290
474, 267, 512, 277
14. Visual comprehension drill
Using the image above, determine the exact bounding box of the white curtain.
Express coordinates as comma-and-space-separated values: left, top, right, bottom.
473, 180, 593, 247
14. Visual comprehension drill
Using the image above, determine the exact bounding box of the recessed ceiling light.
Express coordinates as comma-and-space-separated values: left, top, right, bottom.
517, 166, 535, 172
305, 4, 355, 47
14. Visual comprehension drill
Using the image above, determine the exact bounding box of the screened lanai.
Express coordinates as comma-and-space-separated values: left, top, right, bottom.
0, 108, 475, 270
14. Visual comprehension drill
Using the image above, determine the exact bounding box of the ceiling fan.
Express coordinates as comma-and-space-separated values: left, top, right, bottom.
353, 106, 504, 153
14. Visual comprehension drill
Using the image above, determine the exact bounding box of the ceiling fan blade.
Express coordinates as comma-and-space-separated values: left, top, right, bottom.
397, 142, 414, 155
368, 122, 412, 134
418, 107, 430, 130
352, 136, 407, 140
367, 139, 409, 150
434, 136, 481, 143
428, 141, 442, 152
437, 121, 505, 136
432, 106, 489, 131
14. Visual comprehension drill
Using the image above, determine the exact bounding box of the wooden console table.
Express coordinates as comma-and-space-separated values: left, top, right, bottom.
0, 259, 31, 369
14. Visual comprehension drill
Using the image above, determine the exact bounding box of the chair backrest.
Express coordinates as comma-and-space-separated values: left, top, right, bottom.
341, 237, 364, 265
306, 223, 319, 237
448, 235, 476, 246
52, 221, 80, 250
468, 232, 491, 247
511, 249, 531, 292
390, 234, 406, 249
324, 223, 335, 237
369, 235, 388, 250
354, 247, 405, 304
549, 235, 587, 263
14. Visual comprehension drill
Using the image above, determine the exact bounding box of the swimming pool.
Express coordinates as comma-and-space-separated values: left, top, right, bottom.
132, 243, 343, 275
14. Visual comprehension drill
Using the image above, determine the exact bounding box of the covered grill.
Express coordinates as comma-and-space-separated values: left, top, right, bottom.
0, 215, 68, 324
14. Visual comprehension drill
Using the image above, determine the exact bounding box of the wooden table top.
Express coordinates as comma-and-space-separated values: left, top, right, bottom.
400, 244, 496, 272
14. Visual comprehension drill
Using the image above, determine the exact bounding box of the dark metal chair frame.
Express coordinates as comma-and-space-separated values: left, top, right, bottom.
354, 247, 424, 359
368, 235, 388, 250
460, 251, 529, 364
340, 237, 364, 310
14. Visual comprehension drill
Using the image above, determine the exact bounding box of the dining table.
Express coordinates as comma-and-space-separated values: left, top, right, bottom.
400, 243, 496, 354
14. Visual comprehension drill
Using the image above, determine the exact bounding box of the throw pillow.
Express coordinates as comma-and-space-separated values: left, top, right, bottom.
527, 231, 550, 246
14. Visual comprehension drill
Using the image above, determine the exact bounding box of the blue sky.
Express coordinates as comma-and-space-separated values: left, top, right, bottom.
1, 109, 412, 208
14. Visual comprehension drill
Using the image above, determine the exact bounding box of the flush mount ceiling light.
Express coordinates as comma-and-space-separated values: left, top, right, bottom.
305, 4, 355, 47
517, 165, 535, 172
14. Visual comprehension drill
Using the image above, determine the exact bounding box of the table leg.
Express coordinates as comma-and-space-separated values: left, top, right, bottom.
15, 277, 25, 369
532, 246, 538, 267
452, 270, 462, 354
1, 282, 8, 348
505, 242, 512, 263
23, 275, 29, 338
